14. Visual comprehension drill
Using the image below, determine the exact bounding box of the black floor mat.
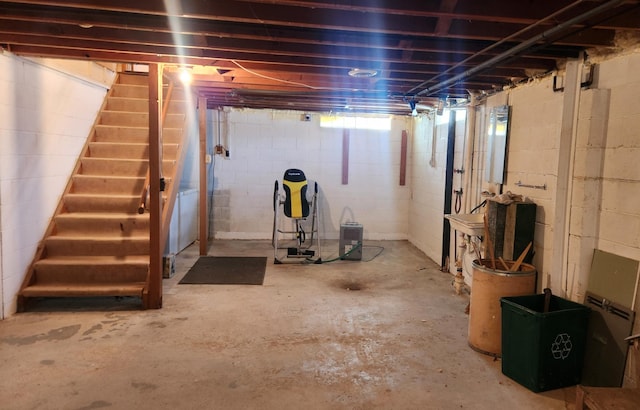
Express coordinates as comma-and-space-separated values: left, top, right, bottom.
179, 256, 267, 285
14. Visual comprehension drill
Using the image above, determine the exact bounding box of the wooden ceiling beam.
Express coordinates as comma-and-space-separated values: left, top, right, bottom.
0, 0, 541, 24
0, 3, 598, 59
0, 29, 551, 75
234, 0, 594, 25
434, 0, 459, 36
0, 0, 624, 44
0, 14, 582, 64
0, 19, 558, 71
2, 0, 637, 115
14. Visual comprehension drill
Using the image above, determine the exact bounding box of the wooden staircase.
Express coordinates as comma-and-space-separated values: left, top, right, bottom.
18, 72, 190, 310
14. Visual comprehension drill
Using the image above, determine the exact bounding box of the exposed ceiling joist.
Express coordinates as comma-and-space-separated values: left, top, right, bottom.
0, 0, 638, 115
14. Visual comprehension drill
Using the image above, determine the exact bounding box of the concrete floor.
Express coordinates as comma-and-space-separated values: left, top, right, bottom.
0, 240, 576, 409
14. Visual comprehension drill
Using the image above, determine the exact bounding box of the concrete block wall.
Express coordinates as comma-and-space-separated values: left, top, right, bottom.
483, 80, 564, 290
408, 110, 467, 264
594, 51, 640, 262
0, 45, 637, 332
572, 50, 640, 387
210, 108, 412, 241
594, 52, 640, 350
408, 114, 440, 264
0, 52, 108, 317
467, 49, 640, 336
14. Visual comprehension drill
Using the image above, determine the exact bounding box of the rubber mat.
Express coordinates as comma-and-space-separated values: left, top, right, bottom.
179, 256, 267, 285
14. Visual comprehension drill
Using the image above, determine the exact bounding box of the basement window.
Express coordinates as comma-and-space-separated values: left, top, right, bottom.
319, 115, 391, 131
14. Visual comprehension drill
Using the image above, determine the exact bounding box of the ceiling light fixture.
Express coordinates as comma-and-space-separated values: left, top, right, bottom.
348, 68, 378, 78
179, 68, 192, 84
78, 23, 93, 29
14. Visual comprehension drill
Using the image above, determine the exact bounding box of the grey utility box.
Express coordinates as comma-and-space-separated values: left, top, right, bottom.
339, 223, 363, 260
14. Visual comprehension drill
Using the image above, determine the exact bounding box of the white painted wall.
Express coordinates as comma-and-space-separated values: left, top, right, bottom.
593, 50, 640, 263
406, 48, 640, 317
25, 57, 116, 89
1, 45, 638, 332
468, 50, 640, 304
210, 108, 412, 241
484, 79, 565, 291
408, 110, 468, 265
451, 49, 640, 346
176, 95, 200, 191
408, 114, 439, 262
592, 51, 640, 335
0, 52, 109, 317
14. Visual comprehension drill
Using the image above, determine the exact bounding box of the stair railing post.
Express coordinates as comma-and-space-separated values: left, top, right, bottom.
198, 96, 208, 255
147, 63, 163, 309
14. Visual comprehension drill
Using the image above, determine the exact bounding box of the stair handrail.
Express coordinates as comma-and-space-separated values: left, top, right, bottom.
138, 75, 174, 214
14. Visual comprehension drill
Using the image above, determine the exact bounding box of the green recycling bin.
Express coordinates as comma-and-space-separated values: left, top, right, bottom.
500, 294, 590, 392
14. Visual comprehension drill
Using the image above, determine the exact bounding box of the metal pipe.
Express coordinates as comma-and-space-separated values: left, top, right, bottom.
515, 180, 547, 190
414, 0, 627, 97
406, 0, 587, 96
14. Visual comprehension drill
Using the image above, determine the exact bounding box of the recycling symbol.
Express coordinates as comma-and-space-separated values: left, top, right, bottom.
551, 333, 573, 360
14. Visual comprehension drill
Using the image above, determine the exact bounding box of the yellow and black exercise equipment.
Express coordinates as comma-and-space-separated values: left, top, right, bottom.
272, 168, 321, 264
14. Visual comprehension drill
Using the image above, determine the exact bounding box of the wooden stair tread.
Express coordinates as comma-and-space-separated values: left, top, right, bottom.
43, 237, 150, 257
64, 193, 166, 206
67, 193, 139, 197
102, 109, 149, 113
102, 109, 184, 115
89, 141, 149, 147
108, 96, 147, 100
82, 157, 174, 163
56, 212, 149, 219
72, 175, 171, 183
35, 255, 149, 265
21, 283, 146, 297
95, 124, 184, 131
74, 174, 145, 179
46, 235, 149, 240
115, 83, 147, 88
32, 256, 149, 283
82, 157, 147, 163
53, 213, 150, 237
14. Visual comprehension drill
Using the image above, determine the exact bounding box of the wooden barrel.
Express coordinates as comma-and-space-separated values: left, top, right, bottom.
468, 259, 536, 357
